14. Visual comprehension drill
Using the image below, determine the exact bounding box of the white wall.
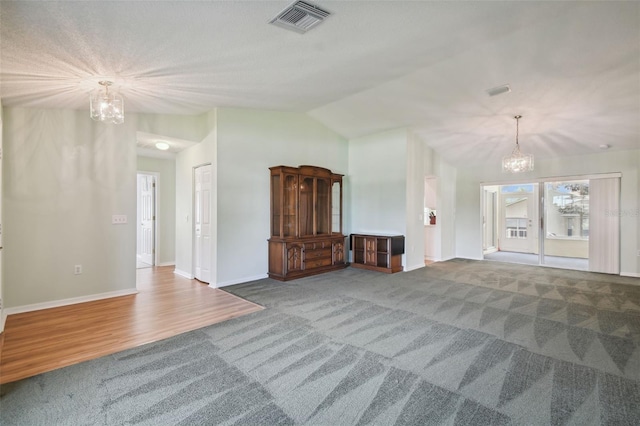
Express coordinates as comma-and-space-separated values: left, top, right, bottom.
456, 149, 640, 276
405, 131, 425, 270
348, 128, 408, 264
215, 108, 348, 286
137, 156, 176, 266
2, 107, 138, 308
347, 129, 457, 270
136, 113, 209, 144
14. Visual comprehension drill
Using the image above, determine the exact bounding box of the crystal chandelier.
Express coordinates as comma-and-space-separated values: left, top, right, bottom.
90, 81, 124, 124
502, 115, 533, 173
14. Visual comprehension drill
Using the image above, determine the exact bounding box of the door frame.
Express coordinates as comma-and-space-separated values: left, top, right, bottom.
137, 171, 160, 267
482, 186, 498, 254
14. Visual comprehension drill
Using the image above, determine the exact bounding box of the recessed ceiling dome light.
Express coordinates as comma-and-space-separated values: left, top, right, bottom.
155, 142, 170, 151
486, 84, 511, 97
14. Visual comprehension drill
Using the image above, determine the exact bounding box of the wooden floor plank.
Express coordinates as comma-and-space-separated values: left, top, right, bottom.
0, 266, 263, 384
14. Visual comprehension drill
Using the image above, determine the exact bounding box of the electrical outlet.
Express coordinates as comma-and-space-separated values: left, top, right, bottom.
74, 265, 82, 275
112, 215, 127, 224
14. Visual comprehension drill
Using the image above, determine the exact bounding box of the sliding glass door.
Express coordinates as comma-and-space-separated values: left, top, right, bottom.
482, 175, 620, 273
542, 180, 589, 271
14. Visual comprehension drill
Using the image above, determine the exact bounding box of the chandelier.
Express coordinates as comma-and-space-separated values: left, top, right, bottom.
502, 115, 533, 173
90, 81, 124, 124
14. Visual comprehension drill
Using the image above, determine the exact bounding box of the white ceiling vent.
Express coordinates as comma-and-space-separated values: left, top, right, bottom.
270, 1, 330, 34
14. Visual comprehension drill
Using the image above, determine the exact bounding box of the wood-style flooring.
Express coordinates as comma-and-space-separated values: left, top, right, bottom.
0, 266, 263, 384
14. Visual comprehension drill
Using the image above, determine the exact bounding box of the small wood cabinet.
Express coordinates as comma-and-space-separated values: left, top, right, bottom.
350, 234, 404, 273
268, 165, 347, 281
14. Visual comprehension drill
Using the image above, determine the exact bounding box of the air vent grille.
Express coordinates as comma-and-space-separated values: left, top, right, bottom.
270, 1, 330, 33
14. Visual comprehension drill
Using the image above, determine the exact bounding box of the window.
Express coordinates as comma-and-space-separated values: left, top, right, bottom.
505, 218, 527, 239
545, 181, 589, 239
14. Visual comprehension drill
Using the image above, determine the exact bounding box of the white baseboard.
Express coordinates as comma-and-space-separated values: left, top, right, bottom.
621, 272, 640, 278
3, 288, 138, 316
174, 269, 193, 279
210, 274, 269, 289
460, 256, 483, 261
405, 263, 426, 272
0, 311, 6, 334
157, 262, 175, 267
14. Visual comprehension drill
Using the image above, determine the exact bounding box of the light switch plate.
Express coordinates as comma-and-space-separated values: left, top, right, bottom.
112, 215, 128, 224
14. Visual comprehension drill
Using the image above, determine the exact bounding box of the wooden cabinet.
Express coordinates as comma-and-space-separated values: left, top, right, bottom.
269, 165, 347, 281
351, 234, 404, 273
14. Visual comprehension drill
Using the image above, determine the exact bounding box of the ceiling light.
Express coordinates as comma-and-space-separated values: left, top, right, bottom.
89, 81, 124, 124
502, 115, 533, 173
599, 144, 610, 150
155, 142, 170, 151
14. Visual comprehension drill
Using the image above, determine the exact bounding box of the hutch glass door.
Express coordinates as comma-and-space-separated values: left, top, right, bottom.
316, 178, 330, 235
300, 177, 314, 236
331, 180, 342, 234
283, 174, 297, 237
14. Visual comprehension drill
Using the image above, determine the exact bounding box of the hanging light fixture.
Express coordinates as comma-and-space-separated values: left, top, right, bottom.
502, 115, 533, 173
90, 81, 124, 124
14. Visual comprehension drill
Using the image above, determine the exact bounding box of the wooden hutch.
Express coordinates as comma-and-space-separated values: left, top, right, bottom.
268, 165, 347, 280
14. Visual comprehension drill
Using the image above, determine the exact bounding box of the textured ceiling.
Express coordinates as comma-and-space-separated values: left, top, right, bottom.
1, 1, 639, 166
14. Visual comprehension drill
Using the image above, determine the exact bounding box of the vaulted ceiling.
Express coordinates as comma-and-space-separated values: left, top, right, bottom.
1, 1, 638, 166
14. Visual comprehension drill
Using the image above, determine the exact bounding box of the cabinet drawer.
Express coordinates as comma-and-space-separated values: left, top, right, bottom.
304, 257, 332, 269
305, 247, 331, 259
304, 241, 330, 250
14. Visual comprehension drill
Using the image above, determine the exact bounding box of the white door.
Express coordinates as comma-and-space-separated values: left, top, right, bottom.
194, 165, 212, 283
500, 191, 537, 253
138, 174, 155, 265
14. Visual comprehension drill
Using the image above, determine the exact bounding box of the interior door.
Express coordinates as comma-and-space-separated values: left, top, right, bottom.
138, 174, 155, 265
194, 165, 212, 283
500, 189, 537, 253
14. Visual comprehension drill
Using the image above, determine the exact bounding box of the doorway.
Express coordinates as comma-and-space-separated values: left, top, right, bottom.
424, 177, 439, 263
193, 164, 212, 283
136, 173, 157, 269
499, 184, 538, 255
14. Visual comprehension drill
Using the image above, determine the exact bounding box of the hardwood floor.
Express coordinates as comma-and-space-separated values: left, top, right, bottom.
0, 266, 264, 384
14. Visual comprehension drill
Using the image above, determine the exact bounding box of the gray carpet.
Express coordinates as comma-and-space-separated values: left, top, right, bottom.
2, 259, 640, 425
484, 251, 589, 271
